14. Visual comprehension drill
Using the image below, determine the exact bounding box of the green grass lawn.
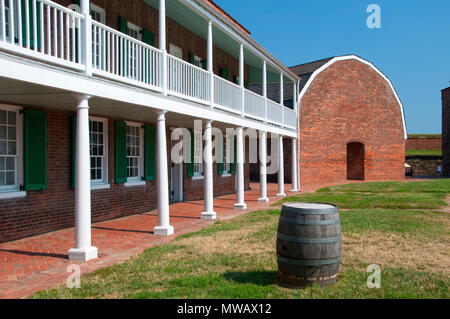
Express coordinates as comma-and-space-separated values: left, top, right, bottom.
406, 150, 442, 156
31, 180, 450, 299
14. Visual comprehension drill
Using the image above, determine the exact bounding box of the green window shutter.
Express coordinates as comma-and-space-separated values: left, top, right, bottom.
70, 116, 77, 189
144, 125, 156, 181
220, 68, 229, 81
189, 52, 195, 65
230, 136, 236, 175
24, 109, 47, 191
142, 29, 155, 46
233, 75, 239, 85
21, 0, 41, 49
244, 80, 249, 89
119, 16, 128, 77
186, 129, 194, 177
201, 59, 207, 70
115, 121, 127, 184
217, 136, 224, 175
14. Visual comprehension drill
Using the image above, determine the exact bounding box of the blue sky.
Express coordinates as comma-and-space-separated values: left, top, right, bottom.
214, 0, 450, 134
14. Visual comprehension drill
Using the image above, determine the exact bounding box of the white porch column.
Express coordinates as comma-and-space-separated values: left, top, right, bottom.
263, 61, 267, 122
154, 111, 174, 236
239, 43, 245, 116
69, 95, 97, 261
207, 21, 214, 107
258, 131, 269, 202
80, 0, 92, 76
159, 0, 167, 95
290, 138, 299, 192
280, 74, 284, 106
234, 127, 247, 209
202, 120, 216, 220
277, 135, 286, 197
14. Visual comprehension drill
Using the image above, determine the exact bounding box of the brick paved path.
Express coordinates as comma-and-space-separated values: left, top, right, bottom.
0, 183, 303, 299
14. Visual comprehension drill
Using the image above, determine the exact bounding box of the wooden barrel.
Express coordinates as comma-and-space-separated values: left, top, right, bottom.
276, 203, 342, 288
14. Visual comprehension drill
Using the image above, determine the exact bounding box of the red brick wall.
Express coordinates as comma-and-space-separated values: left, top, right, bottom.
443, 87, 450, 176
406, 138, 442, 151
0, 107, 248, 243
299, 59, 405, 188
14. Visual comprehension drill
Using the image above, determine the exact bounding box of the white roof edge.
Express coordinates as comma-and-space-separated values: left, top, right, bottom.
297, 55, 408, 140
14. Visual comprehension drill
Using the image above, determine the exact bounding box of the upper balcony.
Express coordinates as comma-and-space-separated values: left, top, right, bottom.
0, 0, 299, 132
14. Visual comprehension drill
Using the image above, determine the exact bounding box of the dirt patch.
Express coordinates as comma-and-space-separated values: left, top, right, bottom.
343, 231, 450, 275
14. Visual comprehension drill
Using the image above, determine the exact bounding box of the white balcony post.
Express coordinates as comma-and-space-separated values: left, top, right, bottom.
263, 61, 267, 122
258, 131, 269, 202
69, 95, 98, 261
154, 111, 174, 236
80, 0, 92, 76
160, 0, 167, 95
239, 43, 245, 116
280, 73, 285, 127
277, 135, 286, 197
234, 127, 247, 209
202, 120, 216, 220
291, 138, 299, 192
207, 20, 214, 107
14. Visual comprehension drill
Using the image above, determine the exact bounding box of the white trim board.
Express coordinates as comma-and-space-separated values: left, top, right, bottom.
297, 55, 408, 140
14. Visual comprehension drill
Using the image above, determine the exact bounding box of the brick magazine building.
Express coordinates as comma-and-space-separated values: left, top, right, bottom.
0, 0, 301, 259
443, 87, 450, 176
251, 55, 407, 188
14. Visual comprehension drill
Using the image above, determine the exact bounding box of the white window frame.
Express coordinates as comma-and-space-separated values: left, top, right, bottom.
125, 121, 144, 186
194, 55, 204, 69
169, 43, 183, 60
90, 3, 106, 24
127, 21, 142, 41
89, 116, 109, 189
222, 136, 231, 175
0, 104, 25, 199
1, 0, 20, 43
193, 131, 204, 178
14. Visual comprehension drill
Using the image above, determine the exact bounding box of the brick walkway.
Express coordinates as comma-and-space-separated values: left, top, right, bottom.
0, 183, 303, 299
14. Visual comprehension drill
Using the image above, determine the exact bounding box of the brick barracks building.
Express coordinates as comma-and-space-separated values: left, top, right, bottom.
0, 0, 406, 261
443, 87, 450, 176
251, 55, 407, 189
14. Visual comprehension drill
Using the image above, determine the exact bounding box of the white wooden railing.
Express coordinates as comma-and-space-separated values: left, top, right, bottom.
214, 75, 241, 114
0, 0, 84, 70
0, 0, 297, 131
167, 54, 210, 104
91, 20, 162, 91
283, 107, 297, 129
267, 99, 283, 125
244, 89, 266, 121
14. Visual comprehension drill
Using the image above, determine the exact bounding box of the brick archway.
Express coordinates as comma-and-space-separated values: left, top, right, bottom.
347, 142, 365, 180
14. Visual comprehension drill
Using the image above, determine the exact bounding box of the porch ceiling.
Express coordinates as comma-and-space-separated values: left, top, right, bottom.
143, 0, 270, 70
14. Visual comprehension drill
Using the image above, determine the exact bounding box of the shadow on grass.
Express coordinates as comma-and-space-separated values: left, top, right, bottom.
223, 270, 278, 286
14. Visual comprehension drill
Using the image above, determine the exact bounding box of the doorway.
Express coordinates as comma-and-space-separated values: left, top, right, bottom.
170, 136, 183, 202
347, 142, 365, 180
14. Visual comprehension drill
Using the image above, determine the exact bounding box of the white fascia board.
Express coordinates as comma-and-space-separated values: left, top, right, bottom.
0, 54, 297, 138
297, 55, 408, 140
183, 0, 298, 82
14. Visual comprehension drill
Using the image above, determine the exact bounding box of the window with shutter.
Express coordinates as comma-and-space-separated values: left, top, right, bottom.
144, 125, 155, 181
0, 105, 22, 192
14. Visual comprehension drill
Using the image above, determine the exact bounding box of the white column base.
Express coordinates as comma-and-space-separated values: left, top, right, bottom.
201, 212, 217, 220
68, 246, 98, 262
154, 225, 174, 237
258, 197, 269, 202
277, 193, 287, 197
290, 189, 299, 193
234, 203, 247, 210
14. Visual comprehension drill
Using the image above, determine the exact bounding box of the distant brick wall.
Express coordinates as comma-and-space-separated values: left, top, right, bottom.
406, 138, 442, 151
298, 59, 405, 188
0, 107, 248, 243
443, 88, 450, 176
406, 156, 442, 176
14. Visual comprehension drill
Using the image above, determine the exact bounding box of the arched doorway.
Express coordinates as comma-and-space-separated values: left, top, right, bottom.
347, 142, 365, 180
